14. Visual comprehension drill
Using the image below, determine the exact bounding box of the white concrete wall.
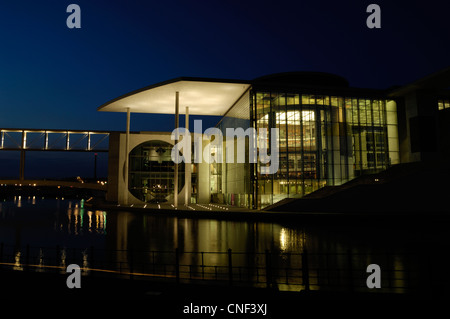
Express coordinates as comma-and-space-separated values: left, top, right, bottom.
197, 138, 210, 204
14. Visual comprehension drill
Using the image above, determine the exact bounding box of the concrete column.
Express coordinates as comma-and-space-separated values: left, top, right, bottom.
66, 131, 70, 150
185, 106, 191, 205
20, 150, 25, 181
124, 107, 131, 205
174, 92, 179, 207
106, 132, 120, 202
20, 131, 26, 181
198, 138, 211, 204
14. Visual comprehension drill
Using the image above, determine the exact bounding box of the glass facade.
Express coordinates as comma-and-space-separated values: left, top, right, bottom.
211, 87, 399, 209
128, 140, 187, 203
438, 99, 450, 111
251, 91, 399, 208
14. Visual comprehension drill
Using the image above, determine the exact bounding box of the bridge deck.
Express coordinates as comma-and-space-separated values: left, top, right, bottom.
0, 128, 111, 152
0, 179, 107, 191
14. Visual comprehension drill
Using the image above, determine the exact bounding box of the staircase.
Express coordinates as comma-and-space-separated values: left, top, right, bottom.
264, 161, 450, 213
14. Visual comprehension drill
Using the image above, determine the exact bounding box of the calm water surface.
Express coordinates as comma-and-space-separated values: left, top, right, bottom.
0, 197, 445, 293
0, 197, 434, 252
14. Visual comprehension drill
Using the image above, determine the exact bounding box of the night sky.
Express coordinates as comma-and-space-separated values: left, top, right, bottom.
0, 0, 449, 178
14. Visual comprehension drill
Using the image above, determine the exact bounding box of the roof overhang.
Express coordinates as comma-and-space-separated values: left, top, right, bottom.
98, 77, 251, 116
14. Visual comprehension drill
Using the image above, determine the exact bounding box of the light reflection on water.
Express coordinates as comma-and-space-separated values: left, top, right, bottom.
64, 203, 106, 235
0, 197, 412, 252
13, 251, 23, 271
0, 198, 442, 293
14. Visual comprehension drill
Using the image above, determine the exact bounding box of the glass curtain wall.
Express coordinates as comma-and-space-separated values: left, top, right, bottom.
252, 90, 399, 209
128, 140, 186, 203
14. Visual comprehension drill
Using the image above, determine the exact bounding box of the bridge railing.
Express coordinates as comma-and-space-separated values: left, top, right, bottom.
0, 242, 428, 294
0, 128, 110, 152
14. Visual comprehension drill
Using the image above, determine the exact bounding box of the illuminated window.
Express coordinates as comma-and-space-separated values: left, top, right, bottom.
128, 140, 185, 203
438, 99, 450, 110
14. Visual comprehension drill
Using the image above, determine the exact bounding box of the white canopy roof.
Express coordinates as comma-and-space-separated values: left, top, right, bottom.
98, 77, 251, 116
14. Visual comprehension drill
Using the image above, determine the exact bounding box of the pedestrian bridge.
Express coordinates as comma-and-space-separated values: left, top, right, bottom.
0, 128, 111, 184
0, 128, 109, 152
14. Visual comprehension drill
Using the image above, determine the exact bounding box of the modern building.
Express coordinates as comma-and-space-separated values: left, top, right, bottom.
98, 68, 450, 209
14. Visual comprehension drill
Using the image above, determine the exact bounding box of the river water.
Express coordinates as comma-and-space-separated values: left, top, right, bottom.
0, 197, 446, 294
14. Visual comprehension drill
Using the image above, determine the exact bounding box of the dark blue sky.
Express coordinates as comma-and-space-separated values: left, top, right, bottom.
1, 0, 449, 133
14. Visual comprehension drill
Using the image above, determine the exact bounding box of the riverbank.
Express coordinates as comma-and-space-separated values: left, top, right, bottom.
0, 268, 428, 301
0, 184, 105, 200
85, 197, 450, 226
85, 162, 450, 225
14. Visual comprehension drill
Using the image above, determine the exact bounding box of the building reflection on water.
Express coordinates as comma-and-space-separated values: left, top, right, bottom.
0, 198, 436, 293
110, 212, 309, 254
106, 211, 417, 293
12, 195, 38, 207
